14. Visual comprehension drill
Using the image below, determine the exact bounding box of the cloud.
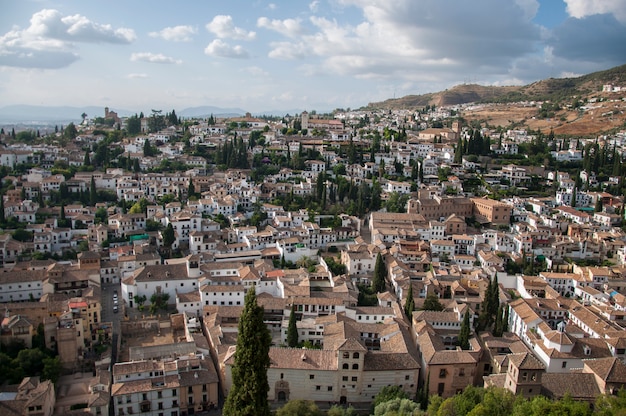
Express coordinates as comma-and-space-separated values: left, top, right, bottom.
548, 14, 626, 63
204, 39, 249, 58
257, 17, 304, 37
242, 66, 269, 77
130, 52, 182, 64
268, 3, 277, 10
563, 0, 626, 23
309, 1, 320, 12
149, 25, 196, 42
0, 8, 135, 69
127, 73, 148, 79
267, 0, 543, 85
206, 15, 256, 40
268, 41, 308, 60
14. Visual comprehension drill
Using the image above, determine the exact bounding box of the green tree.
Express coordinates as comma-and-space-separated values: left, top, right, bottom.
286, 305, 299, 347
42, 356, 61, 384
89, 176, 97, 206
63, 122, 78, 141
143, 139, 155, 157
162, 223, 175, 251
276, 400, 322, 416
372, 253, 387, 293
595, 197, 603, 212
458, 310, 471, 350
422, 294, 444, 311
404, 284, 415, 320
374, 398, 422, 416
83, 150, 91, 166
327, 405, 359, 416
372, 385, 410, 412
126, 114, 141, 135
223, 288, 272, 416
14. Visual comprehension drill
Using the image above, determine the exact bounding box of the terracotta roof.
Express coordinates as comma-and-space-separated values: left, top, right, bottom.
541, 373, 600, 399
584, 357, 626, 383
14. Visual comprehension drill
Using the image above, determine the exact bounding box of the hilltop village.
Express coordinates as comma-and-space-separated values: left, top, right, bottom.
1, 93, 626, 415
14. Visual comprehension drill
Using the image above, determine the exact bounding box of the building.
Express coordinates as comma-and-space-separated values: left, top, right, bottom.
471, 198, 512, 225
0, 376, 56, 416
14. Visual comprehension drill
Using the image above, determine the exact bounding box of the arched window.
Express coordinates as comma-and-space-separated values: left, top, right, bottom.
352, 364, 359, 370
353, 352, 360, 359
342, 363, 349, 370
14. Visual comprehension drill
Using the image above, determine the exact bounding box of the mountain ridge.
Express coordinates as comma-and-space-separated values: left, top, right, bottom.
366, 63, 626, 109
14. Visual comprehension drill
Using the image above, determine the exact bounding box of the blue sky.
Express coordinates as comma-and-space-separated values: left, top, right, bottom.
0, 0, 625, 114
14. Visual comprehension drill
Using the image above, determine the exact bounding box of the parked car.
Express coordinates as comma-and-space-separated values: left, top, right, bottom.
113, 305, 118, 313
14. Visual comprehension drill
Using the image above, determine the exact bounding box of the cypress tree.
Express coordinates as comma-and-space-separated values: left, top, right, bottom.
458, 310, 471, 350
286, 305, 298, 347
372, 253, 387, 293
223, 288, 271, 416
89, 176, 97, 206
503, 306, 510, 333
494, 304, 503, 337
405, 284, 415, 320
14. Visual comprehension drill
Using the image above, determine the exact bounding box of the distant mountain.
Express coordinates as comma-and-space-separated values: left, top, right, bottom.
367, 63, 626, 109
178, 106, 246, 118
0, 105, 135, 124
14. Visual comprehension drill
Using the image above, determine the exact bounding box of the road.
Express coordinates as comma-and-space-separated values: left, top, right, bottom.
101, 281, 122, 361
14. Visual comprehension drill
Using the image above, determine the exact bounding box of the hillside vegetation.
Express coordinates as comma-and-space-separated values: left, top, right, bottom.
367, 63, 626, 109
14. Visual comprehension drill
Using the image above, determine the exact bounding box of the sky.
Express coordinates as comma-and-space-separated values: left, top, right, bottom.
0, 0, 625, 115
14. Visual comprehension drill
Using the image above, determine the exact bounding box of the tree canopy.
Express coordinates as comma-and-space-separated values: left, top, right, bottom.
223, 288, 272, 416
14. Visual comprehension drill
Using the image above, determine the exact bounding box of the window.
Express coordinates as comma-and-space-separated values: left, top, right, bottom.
351, 376, 357, 382
459, 368, 465, 377
562, 361, 567, 369
342, 376, 348, 381
316, 385, 321, 390
439, 369, 447, 378
405, 375, 410, 380
158, 391, 162, 399
309, 375, 315, 380
353, 352, 360, 359
343, 363, 349, 370
343, 352, 349, 358
328, 386, 333, 392
188, 386, 193, 394
202, 384, 207, 392
142, 394, 148, 401
352, 364, 359, 370
158, 402, 163, 410
172, 389, 177, 396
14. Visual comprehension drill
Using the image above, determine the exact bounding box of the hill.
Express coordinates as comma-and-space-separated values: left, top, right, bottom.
366, 63, 626, 109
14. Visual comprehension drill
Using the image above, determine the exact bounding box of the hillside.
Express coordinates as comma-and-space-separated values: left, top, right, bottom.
366, 63, 626, 109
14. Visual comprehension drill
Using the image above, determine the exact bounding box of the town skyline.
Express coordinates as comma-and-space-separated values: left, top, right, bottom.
1, 0, 625, 113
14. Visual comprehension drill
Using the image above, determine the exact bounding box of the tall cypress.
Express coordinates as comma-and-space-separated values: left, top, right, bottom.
405, 284, 415, 320
372, 253, 387, 293
287, 305, 298, 347
458, 310, 471, 350
223, 288, 271, 416
89, 176, 97, 206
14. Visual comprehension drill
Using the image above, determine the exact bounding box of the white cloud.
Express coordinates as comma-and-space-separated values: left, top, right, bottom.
204, 39, 249, 58
563, 0, 626, 23
149, 25, 196, 42
268, 3, 277, 10
267, 41, 308, 60
242, 66, 269, 77
267, 0, 543, 86
127, 73, 148, 79
0, 8, 135, 69
257, 17, 304, 37
130, 52, 182, 64
309, 1, 320, 12
206, 15, 256, 40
